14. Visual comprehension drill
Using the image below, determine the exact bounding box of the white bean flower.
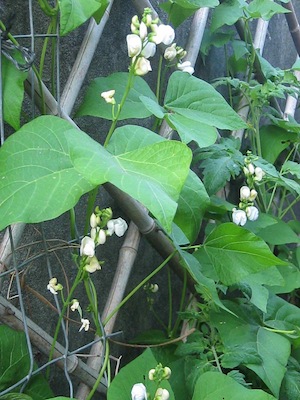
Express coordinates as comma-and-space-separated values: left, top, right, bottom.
142, 42, 156, 58
126, 34, 142, 57
107, 217, 128, 237
152, 24, 175, 45
84, 256, 102, 273
80, 236, 95, 257
131, 383, 147, 400
79, 318, 90, 332
232, 208, 247, 226
246, 206, 259, 221
134, 56, 152, 76
101, 90, 116, 105
177, 61, 194, 74
47, 277, 63, 295
90, 227, 106, 245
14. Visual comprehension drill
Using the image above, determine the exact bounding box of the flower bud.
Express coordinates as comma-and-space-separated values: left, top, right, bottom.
71, 299, 80, 312
79, 318, 90, 332
126, 34, 142, 57
131, 15, 140, 28
164, 44, 177, 61
162, 366, 171, 379
131, 383, 147, 400
240, 186, 251, 201
150, 283, 159, 293
246, 206, 259, 221
47, 277, 63, 295
177, 61, 194, 75
134, 57, 152, 76
155, 388, 170, 400
249, 189, 258, 201
248, 163, 255, 175
148, 368, 156, 380
90, 213, 98, 228
145, 14, 152, 26
139, 21, 148, 40
232, 208, 247, 226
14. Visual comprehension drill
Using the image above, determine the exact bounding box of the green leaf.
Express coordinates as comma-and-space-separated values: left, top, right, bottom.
194, 136, 243, 195
106, 125, 163, 155
160, 0, 218, 28
164, 71, 247, 131
59, 0, 103, 35
0, 326, 53, 399
265, 294, 300, 339
2, 57, 27, 130
139, 96, 165, 119
107, 348, 175, 400
166, 113, 218, 148
246, 0, 290, 20
92, 0, 109, 23
174, 171, 209, 243
0, 395, 32, 400
199, 223, 287, 285
282, 160, 300, 179
76, 72, 156, 120
211, 301, 291, 397
193, 371, 276, 400
260, 125, 297, 163
210, 0, 246, 32
0, 116, 191, 232
180, 250, 234, 314
267, 264, 300, 294
255, 218, 300, 245
280, 358, 300, 400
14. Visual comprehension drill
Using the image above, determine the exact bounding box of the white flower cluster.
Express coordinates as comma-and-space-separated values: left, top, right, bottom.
232, 158, 265, 226
126, 8, 194, 76
80, 207, 128, 273
131, 365, 171, 400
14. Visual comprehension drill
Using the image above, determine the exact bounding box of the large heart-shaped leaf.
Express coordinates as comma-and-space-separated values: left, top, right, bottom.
59, 0, 103, 35
196, 223, 287, 285
165, 72, 247, 130
0, 116, 191, 232
107, 348, 174, 400
107, 125, 207, 241
76, 73, 157, 120
193, 371, 276, 400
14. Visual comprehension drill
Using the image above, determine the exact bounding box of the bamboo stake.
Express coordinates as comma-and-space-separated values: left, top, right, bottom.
282, 1, 300, 56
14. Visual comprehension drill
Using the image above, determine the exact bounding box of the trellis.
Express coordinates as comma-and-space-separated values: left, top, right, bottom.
0, 0, 300, 399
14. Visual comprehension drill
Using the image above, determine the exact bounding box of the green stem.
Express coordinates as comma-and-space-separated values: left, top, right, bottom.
69, 208, 76, 240
84, 187, 99, 235
167, 267, 173, 335
103, 65, 136, 147
103, 251, 177, 325
86, 340, 110, 399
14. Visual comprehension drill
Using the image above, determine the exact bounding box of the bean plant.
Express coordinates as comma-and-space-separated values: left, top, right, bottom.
0, 0, 300, 400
